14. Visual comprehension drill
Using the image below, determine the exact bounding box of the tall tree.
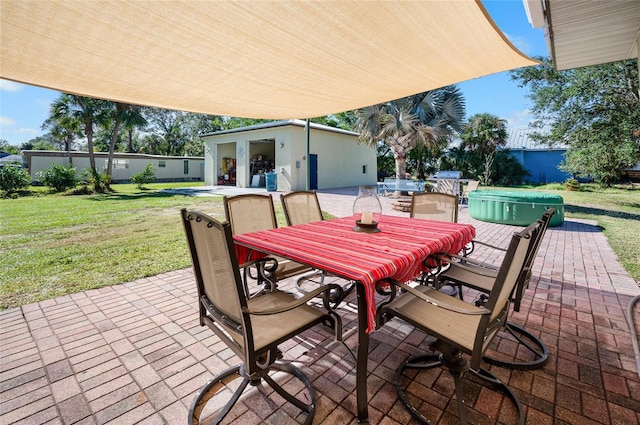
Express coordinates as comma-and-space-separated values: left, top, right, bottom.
459, 113, 508, 186
142, 109, 206, 156
510, 58, 640, 185
41, 114, 82, 155
0, 139, 20, 154
354, 85, 466, 187
50, 94, 109, 186
123, 105, 147, 153
105, 102, 146, 181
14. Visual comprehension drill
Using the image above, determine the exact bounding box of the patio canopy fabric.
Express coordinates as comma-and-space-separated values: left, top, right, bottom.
0, 0, 537, 119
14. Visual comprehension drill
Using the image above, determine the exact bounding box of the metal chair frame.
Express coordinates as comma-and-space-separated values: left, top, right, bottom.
433, 208, 555, 370
224, 193, 312, 295
181, 209, 345, 425
377, 220, 542, 425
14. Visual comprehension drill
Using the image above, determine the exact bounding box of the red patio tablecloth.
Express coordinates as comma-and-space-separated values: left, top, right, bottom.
234, 215, 475, 332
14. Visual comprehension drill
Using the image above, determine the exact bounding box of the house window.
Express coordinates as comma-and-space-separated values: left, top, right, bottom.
158, 160, 166, 168
108, 159, 129, 169
183, 160, 189, 175
362, 165, 367, 174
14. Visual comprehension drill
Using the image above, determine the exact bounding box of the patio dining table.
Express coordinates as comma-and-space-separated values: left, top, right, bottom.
233, 214, 475, 423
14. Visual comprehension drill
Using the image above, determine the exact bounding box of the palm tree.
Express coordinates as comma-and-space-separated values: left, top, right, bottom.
41, 116, 81, 161
123, 105, 147, 153
354, 85, 466, 187
105, 102, 146, 182
50, 94, 109, 189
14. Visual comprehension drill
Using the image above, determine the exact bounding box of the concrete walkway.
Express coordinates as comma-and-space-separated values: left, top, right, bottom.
1, 187, 639, 424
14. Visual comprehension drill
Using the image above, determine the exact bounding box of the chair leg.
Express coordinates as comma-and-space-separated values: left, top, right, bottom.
189, 362, 317, 425
483, 322, 549, 370
189, 365, 247, 425
469, 368, 525, 425
395, 352, 442, 424
396, 344, 525, 425
265, 363, 316, 423
294, 269, 325, 294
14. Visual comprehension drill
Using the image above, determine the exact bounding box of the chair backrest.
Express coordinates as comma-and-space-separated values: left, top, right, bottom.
511, 207, 555, 311
410, 192, 459, 222
465, 180, 480, 193
436, 179, 460, 196
280, 191, 323, 226
180, 209, 250, 361
470, 219, 541, 369
224, 193, 278, 234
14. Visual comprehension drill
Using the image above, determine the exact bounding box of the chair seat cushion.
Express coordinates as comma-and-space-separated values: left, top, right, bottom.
385, 286, 482, 353
275, 256, 313, 279
248, 291, 326, 352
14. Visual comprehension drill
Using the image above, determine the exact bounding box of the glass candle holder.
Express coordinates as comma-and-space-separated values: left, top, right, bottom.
353, 185, 382, 232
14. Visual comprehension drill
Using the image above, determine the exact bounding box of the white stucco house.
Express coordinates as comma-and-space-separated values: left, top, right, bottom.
202, 120, 377, 191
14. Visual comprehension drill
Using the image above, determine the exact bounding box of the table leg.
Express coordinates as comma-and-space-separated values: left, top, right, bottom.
356, 283, 370, 424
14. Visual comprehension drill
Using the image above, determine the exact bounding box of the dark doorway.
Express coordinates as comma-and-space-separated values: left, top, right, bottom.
309, 154, 318, 190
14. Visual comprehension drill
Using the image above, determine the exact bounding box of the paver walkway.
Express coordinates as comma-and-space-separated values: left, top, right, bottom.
1, 187, 639, 424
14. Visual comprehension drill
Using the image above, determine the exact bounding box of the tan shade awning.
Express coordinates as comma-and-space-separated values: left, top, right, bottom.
1, 0, 537, 118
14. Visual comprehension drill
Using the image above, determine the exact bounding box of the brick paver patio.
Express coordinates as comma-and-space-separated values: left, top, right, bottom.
1, 188, 639, 424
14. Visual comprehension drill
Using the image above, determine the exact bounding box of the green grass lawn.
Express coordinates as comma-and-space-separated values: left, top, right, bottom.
490, 183, 640, 281
1, 182, 638, 310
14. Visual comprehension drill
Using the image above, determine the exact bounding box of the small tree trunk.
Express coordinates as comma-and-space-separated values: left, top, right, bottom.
106, 119, 122, 180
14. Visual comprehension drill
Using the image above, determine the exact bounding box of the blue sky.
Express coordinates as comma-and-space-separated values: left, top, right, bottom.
0, 0, 547, 148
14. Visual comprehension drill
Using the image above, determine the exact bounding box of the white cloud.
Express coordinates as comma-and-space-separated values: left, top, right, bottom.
17, 128, 39, 135
506, 109, 533, 129
0, 79, 23, 92
504, 32, 533, 56
0, 116, 16, 126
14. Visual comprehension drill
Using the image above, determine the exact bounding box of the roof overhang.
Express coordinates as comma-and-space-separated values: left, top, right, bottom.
524, 0, 640, 70
1, 0, 537, 119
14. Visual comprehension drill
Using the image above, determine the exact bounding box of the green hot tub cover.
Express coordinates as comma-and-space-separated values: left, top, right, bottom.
468, 190, 564, 227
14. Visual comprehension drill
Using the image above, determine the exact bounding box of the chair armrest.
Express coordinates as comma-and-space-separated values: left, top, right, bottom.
444, 260, 499, 278
433, 253, 499, 273
472, 239, 507, 252
391, 280, 490, 315
242, 284, 341, 315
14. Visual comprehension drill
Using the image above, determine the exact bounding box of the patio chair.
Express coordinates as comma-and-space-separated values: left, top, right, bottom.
280, 190, 323, 226
377, 219, 542, 425
280, 190, 355, 302
432, 208, 555, 370
410, 192, 459, 223
410, 192, 462, 288
181, 209, 344, 425
224, 193, 312, 294
460, 180, 480, 206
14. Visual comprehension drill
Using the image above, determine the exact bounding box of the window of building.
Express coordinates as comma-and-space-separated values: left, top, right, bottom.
107, 159, 129, 169
158, 160, 166, 168
183, 160, 189, 175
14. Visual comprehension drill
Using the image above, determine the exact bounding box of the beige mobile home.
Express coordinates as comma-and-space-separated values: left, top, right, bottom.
22, 151, 204, 183
202, 120, 377, 191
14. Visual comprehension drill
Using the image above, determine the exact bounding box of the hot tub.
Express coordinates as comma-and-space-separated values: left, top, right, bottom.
468, 190, 564, 227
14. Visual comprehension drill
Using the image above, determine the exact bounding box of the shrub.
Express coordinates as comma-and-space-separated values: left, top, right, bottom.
0, 164, 31, 194
564, 178, 581, 191
36, 163, 80, 192
131, 164, 156, 188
